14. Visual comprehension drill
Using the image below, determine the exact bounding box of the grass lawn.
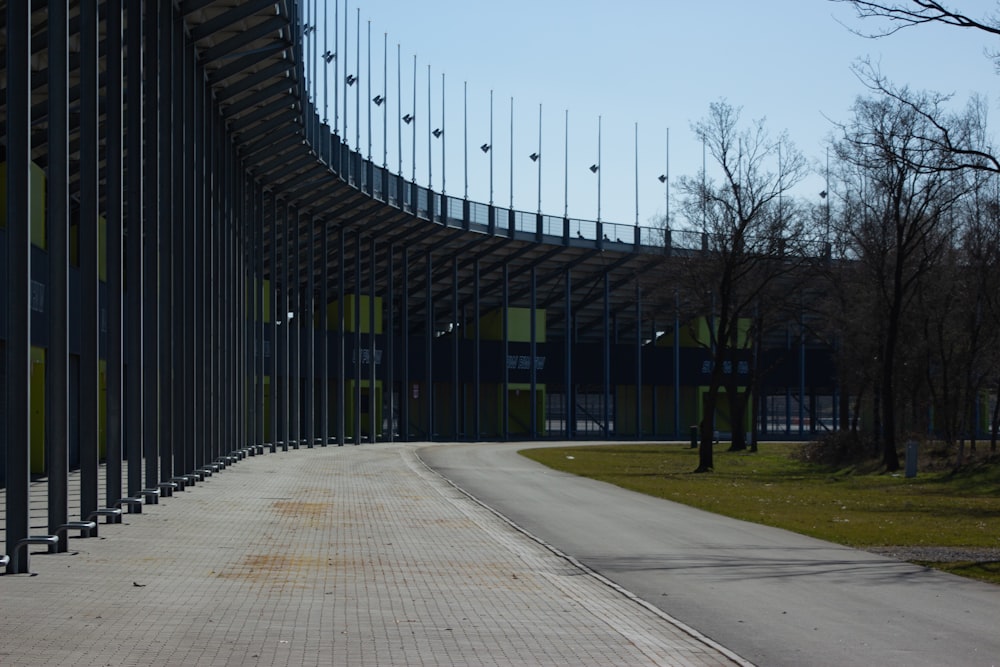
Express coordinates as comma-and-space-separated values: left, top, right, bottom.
519, 442, 1000, 584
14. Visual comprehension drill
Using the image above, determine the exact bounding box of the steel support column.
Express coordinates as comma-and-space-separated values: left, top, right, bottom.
159, 0, 175, 483
270, 193, 279, 452
305, 215, 315, 448
260, 189, 270, 448
401, 249, 410, 442
320, 219, 330, 445
425, 251, 434, 439
221, 162, 232, 460
564, 269, 573, 439
674, 290, 681, 439
502, 263, 509, 441
282, 201, 292, 450
337, 226, 346, 445
143, 0, 161, 492
213, 78, 223, 462
194, 56, 207, 469
354, 232, 362, 445
452, 258, 460, 439
45, 0, 71, 553
171, 8, 188, 480
650, 318, 658, 438
603, 271, 611, 439
369, 237, 377, 441
222, 170, 231, 459
530, 266, 537, 439
201, 46, 213, 465
79, 0, 102, 525
386, 243, 395, 442
291, 208, 301, 448
106, 0, 125, 512
183, 31, 198, 476
473, 258, 481, 440
126, 0, 145, 496
799, 302, 806, 438
635, 281, 642, 440
5, 0, 33, 572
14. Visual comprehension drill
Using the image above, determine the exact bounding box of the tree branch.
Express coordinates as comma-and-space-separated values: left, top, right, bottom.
833, 0, 1000, 38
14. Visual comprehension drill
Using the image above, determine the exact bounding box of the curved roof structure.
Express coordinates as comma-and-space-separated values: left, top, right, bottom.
179, 0, 679, 343
1, 1, 833, 573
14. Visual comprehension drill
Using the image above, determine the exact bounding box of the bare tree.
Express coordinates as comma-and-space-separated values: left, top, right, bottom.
833, 91, 972, 470
830, 2, 1000, 462
674, 101, 810, 472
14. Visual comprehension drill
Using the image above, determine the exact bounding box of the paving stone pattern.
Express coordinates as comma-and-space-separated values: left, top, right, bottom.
0, 445, 746, 666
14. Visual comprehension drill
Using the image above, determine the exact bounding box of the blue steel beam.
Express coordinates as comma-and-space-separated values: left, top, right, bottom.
200, 16, 288, 65
190, 0, 279, 42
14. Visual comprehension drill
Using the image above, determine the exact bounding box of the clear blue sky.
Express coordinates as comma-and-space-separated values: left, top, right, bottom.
305, 1, 997, 230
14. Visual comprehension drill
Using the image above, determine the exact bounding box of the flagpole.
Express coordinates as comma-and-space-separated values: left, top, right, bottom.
354, 8, 360, 151
666, 128, 670, 229
382, 33, 388, 169
489, 90, 494, 206
509, 96, 514, 210
366, 20, 372, 160
396, 43, 402, 176
634, 121, 639, 226
312, 0, 318, 107
427, 64, 432, 191
464, 81, 468, 200
564, 109, 568, 219
536, 103, 542, 215
411, 54, 416, 183
702, 137, 707, 233
598, 115, 602, 223
334, 0, 339, 136
304, 0, 310, 97
343, 0, 348, 145
323, 0, 328, 124
441, 72, 446, 196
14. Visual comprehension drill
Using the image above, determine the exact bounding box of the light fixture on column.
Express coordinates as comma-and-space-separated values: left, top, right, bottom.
373, 95, 384, 105
403, 113, 413, 124
324, 51, 335, 63
589, 164, 599, 173
658, 174, 667, 183
480, 143, 490, 153
433, 128, 443, 138
529, 152, 539, 162
346, 74, 357, 85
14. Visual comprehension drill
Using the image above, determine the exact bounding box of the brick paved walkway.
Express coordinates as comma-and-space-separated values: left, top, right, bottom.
0, 444, 749, 666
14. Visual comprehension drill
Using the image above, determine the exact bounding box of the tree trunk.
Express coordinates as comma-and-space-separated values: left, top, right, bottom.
851, 389, 864, 433
970, 399, 977, 454
882, 305, 902, 471
991, 378, 999, 453
872, 384, 882, 457
882, 359, 901, 470
727, 386, 747, 452
697, 381, 719, 473
839, 383, 850, 434
697, 415, 715, 472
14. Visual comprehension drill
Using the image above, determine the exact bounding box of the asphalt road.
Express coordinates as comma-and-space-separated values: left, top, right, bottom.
419, 442, 1000, 667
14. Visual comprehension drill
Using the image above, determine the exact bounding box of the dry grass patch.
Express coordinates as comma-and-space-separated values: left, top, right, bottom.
520, 442, 1000, 585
